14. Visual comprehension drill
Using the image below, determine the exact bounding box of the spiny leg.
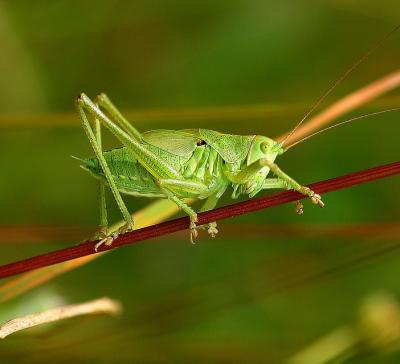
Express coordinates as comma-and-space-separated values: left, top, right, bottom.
198, 194, 221, 238
227, 160, 311, 212
260, 158, 324, 207
76, 102, 134, 251
262, 178, 303, 214
198, 185, 227, 238
225, 158, 268, 184
158, 178, 208, 195
158, 182, 199, 244
158, 178, 209, 243
95, 93, 142, 142
94, 115, 109, 238
228, 158, 323, 207
262, 178, 289, 189
159, 180, 227, 239
93, 110, 136, 247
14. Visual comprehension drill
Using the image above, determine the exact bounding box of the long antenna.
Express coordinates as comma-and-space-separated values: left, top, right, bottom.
281, 24, 400, 147
285, 108, 400, 150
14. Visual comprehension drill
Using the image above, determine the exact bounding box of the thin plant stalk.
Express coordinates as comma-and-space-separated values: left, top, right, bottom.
0, 161, 398, 280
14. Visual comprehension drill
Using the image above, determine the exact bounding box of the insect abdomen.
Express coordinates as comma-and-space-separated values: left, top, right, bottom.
81, 147, 163, 197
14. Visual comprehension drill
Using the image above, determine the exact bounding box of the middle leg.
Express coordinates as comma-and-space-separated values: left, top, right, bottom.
158, 178, 209, 243
198, 194, 221, 238
158, 184, 198, 244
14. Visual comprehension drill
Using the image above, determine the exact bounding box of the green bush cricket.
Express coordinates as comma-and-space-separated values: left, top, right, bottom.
75, 93, 323, 250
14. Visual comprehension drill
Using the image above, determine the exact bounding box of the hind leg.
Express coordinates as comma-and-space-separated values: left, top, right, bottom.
95, 93, 142, 142
93, 115, 109, 239
77, 101, 134, 251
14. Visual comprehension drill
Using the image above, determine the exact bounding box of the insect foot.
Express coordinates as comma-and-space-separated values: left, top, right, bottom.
92, 226, 109, 241
94, 235, 115, 252
189, 216, 199, 244
310, 191, 324, 207
199, 222, 219, 238
94, 222, 134, 252
207, 222, 218, 238
294, 200, 304, 215
300, 186, 325, 208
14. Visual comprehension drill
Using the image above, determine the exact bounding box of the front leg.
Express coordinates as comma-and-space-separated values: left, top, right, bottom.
261, 159, 324, 207
263, 178, 304, 214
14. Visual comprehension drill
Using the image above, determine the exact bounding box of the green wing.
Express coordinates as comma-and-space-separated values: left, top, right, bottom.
142, 128, 255, 163
199, 129, 255, 163
142, 129, 201, 157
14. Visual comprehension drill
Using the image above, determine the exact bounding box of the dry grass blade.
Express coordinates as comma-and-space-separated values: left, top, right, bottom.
278, 70, 400, 146
0, 297, 121, 339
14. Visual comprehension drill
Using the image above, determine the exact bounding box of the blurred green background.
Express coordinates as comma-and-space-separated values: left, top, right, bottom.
0, 1, 399, 363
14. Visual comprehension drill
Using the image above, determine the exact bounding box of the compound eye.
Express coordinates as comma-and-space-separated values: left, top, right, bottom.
260, 141, 269, 154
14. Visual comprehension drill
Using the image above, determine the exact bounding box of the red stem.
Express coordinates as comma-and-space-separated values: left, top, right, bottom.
0, 161, 399, 280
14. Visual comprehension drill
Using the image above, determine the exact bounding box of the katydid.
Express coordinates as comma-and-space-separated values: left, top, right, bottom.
75, 93, 323, 250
